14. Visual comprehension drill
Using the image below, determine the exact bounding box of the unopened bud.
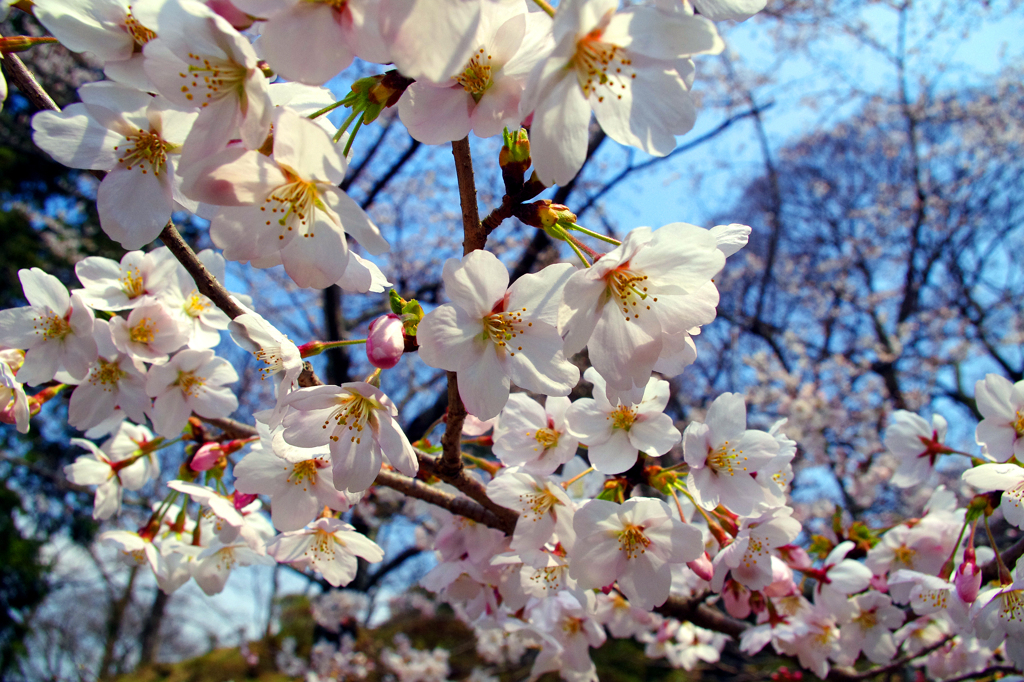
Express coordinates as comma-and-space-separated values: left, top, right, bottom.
955, 556, 982, 603
0, 36, 59, 54
499, 128, 531, 195
514, 200, 577, 239
346, 70, 414, 125
366, 314, 405, 369
687, 552, 714, 581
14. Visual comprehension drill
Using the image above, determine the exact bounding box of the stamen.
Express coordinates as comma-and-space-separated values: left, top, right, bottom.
572, 29, 635, 101
130, 317, 158, 344
174, 370, 205, 398
115, 129, 170, 175
32, 311, 71, 340
617, 524, 650, 559
453, 47, 493, 102
89, 359, 127, 389
707, 440, 749, 477
120, 268, 146, 299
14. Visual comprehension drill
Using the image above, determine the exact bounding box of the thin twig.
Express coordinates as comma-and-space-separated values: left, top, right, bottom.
374, 469, 511, 532
438, 371, 467, 477
451, 137, 485, 254
0, 42, 59, 112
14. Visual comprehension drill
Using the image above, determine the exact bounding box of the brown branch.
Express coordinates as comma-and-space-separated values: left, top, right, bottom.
374, 469, 512, 532
197, 416, 258, 438
417, 451, 518, 531
656, 594, 747, 639
983, 535, 1024, 583
159, 223, 245, 319
451, 137, 485, 254
297, 361, 325, 387
0, 43, 59, 112
438, 371, 467, 477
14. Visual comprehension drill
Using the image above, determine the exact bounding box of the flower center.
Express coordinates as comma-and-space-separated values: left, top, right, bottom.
519, 488, 561, 522
125, 10, 156, 46
120, 268, 146, 299
572, 28, 634, 101
853, 608, 878, 630
33, 311, 71, 340
707, 440, 749, 477
617, 523, 650, 560
174, 369, 205, 398
1014, 410, 1024, 438
528, 565, 564, 593
608, 405, 637, 431
254, 345, 286, 380
562, 617, 583, 636
892, 544, 916, 568
324, 392, 381, 445
130, 317, 158, 344
289, 459, 320, 486
113, 129, 170, 175
534, 427, 560, 449
483, 307, 527, 356
90, 359, 127, 388
261, 177, 323, 240
178, 52, 248, 108
453, 48, 493, 102
1001, 589, 1024, 624
183, 292, 210, 319
607, 267, 654, 322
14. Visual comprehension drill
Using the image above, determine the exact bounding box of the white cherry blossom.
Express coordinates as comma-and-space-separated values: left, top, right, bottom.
884, 410, 951, 488
65, 435, 154, 519
0, 352, 29, 433
160, 249, 237, 348
486, 466, 575, 552
193, 538, 275, 595
145, 348, 239, 437
565, 368, 680, 475
569, 497, 703, 610
417, 253, 578, 420
378, 0, 481, 83
683, 392, 781, 516
31, 82, 198, 249
974, 374, 1024, 462
109, 298, 189, 363
75, 249, 179, 311
280, 383, 418, 493
268, 517, 384, 587
0, 268, 97, 385
963, 462, 1024, 529
520, 0, 723, 184
492, 394, 578, 475
68, 319, 150, 430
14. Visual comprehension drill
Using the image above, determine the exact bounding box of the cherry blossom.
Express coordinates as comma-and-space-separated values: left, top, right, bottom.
565, 368, 680, 475
0, 351, 29, 433
281, 383, 418, 492
145, 348, 239, 437
228, 305, 303, 408
268, 517, 384, 587
184, 107, 387, 289
486, 465, 575, 552
68, 319, 150, 430
161, 249, 237, 348
378, 0, 481, 83
492, 393, 578, 475
683, 392, 780, 516
75, 249, 179, 311
569, 497, 703, 610
109, 298, 189, 363
99, 529, 167, 578
31, 82, 198, 248
974, 374, 1024, 462
398, 1, 551, 143
834, 591, 904, 665
166, 480, 270, 549
193, 538, 275, 595
65, 435, 155, 519
140, 0, 272, 160
0, 268, 97, 385
417, 252, 578, 420
962, 463, 1024, 528
884, 410, 952, 488
559, 223, 725, 400
711, 506, 801, 591
520, 0, 723, 184
366, 314, 405, 370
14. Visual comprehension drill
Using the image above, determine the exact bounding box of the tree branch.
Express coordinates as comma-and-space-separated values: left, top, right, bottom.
451, 137, 485, 254
159, 223, 245, 319
0, 42, 59, 112
374, 469, 512, 532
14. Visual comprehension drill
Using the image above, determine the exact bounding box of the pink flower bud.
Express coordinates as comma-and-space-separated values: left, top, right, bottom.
366, 314, 405, 369
687, 552, 714, 582
955, 548, 982, 603
190, 442, 224, 472
233, 492, 258, 511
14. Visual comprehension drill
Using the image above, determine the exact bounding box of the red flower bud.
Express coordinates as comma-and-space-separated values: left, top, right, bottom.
366, 314, 405, 369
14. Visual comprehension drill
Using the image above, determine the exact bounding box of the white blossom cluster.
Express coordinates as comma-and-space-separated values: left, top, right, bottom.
1, 0, 1023, 680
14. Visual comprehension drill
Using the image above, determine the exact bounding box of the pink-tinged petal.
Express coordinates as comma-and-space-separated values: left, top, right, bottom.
977, 422, 1017, 462
564, 399, 612, 443
278, 216, 349, 289
150, 390, 192, 437
417, 304, 487, 372
190, 385, 238, 419
509, 263, 576, 326
828, 560, 873, 594
272, 108, 346, 184
69, 381, 118, 430
705, 392, 746, 442
31, 105, 122, 171
506, 325, 579, 396
92, 478, 123, 520
468, 74, 523, 139
603, 8, 723, 59
616, 557, 671, 610
686, 468, 720, 509
587, 429, 636, 475
442, 251, 509, 317
628, 413, 680, 457
315, 547, 359, 587
97, 169, 173, 249
654, 285, 718, 337
322, 186, 389, 255
180, 98, 244, 166
559, 271, 607, 355
271, 481, 321, 531
260, 4, 354, 85
331, 438, 382, 493
458, 346, 510, 420
17, 342, 62, 386
183, 147, 286, 206
528, 66, 590, 186
588, 301, 661, 392
20, 268, 70, 313
398, 84, 473, 144
377, 417, 418, 477
975, 375, 1016, 421
335, 527, 385, 562
379, 0, 481, 82
962, 463, 1024, 492
0, 307, 44, 349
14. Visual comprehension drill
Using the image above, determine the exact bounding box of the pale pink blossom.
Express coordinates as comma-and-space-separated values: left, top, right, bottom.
962, 462, 1024, 529
378, 0, 480, 83
268, 517, 384, 587
109, 298, 189, 363
884, 410, 951, 488
565, 368, 680, 475
99, 529, 167, 578
569, 497, 703, 609
683, 392, 780, 516
68, 319, 150, 430
711, 506, 801, 591
486, 466, 575, 552
492, 393, 578, 475
366, 314, 405, 370
0, 268, 97, 385
31, 83, 198, 249
0, 351, 29, 433
145, 348, 239, 437
193, 538, 275, 595
834, 591, 904, 666
417, 253, 578, 420
974, 374, 1024, 462
281, 382, 418, 492
160, 249, 237, 349
65, 435, 154, 519
75, 249, 179, 311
